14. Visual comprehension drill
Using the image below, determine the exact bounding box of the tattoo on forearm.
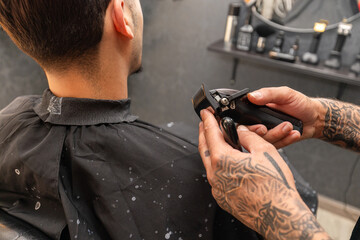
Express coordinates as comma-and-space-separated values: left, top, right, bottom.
320, 100, 360, 152
212, 152, 331, 240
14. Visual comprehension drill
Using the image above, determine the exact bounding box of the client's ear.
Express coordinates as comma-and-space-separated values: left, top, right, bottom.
112, 0, 134, 39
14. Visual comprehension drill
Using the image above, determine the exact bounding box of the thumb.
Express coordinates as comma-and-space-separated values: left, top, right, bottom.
247, 87, 297, 106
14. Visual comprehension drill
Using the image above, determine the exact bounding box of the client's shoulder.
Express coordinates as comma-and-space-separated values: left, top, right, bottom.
0, 95, 41, 124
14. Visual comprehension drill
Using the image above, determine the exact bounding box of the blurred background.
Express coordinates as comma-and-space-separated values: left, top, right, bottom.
1, 0, 360, 239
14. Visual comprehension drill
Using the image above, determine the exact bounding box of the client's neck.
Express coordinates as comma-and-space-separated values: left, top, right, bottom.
45, 57, 129, 100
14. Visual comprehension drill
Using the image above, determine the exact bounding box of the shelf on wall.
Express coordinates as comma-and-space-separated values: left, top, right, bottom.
208, 39, 360, 88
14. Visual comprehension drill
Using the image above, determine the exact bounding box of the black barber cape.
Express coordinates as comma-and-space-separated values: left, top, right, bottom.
0, 89, 261, 240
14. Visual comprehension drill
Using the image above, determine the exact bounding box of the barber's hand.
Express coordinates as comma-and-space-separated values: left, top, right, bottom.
198, 109, 331, 240
247, 86, 323, 148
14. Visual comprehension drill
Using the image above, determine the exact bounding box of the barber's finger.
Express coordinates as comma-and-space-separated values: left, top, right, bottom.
205, 106, 215, 114
200, 109, 227, 147
237, 125, 275, 153
265, 103, 299, 118
247, 86, 298, 106
200, 110, 233, 163
273, 131, 301, 149
246, 124, 268, 136
261, 122, 293, 143
198, 121, 212, 173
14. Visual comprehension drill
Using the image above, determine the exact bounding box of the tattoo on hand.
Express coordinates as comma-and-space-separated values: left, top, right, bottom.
255, 201, 291, 237
204, 150, 210, 157
211, 152, 331, 240
320, 100, 360, 152
264, 152, 291, 190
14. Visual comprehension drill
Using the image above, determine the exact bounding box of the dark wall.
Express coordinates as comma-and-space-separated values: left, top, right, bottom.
129, 0, 360, 208
0, 31, 47, 109
0, 0, 359, 208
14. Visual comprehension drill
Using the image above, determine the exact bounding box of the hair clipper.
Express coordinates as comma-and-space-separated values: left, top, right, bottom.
192, 84, 303, 148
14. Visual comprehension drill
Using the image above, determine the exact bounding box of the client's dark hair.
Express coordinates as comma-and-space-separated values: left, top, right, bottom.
0, 0, 111, 69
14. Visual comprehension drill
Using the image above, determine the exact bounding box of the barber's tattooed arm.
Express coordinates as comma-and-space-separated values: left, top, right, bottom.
212, 153, 331, 240
244, 87, 360, 150
317, 99, 360, 152
198, 109, 332, 240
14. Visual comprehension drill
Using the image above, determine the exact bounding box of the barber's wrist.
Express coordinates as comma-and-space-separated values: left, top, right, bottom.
312, 232, 333, 240
310, 98, 327, 139
252, 195, 330, 240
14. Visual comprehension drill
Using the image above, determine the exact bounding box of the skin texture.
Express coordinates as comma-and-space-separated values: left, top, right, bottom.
318, 99, 360, 152
198, 109, 332, 240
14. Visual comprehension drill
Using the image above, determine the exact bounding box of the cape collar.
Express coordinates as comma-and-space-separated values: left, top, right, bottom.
34, 89, 138, 125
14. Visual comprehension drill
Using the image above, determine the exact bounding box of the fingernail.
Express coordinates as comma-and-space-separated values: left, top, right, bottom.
282, 123, 292, 133
291, 131, 301, 138
200, 110, 205, 118
256, 127, 266, 135
249, 91, 262, 99
238, 125, 249, 131
199, 121, 203, 128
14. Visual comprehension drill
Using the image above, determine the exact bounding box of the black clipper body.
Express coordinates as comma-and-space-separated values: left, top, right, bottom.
192, 84, 303, 147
